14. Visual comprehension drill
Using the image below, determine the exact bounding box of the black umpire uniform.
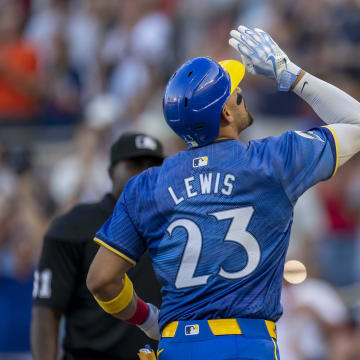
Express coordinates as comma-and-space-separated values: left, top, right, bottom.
32, 134, 163, 360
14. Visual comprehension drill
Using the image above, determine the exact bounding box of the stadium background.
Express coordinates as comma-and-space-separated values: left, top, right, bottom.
0, 0, 360, 358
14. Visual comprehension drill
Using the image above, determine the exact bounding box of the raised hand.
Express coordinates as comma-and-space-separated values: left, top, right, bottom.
229, 25, 302, 91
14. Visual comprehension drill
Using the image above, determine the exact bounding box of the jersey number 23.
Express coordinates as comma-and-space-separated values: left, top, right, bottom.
167, 207, 260, 289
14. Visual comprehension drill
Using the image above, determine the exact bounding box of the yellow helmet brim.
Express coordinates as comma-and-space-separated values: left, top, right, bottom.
219, 60, 245, 95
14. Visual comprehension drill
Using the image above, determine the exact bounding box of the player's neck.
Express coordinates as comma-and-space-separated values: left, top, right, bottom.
215, 126, 239, 142
214, 136, 237, 143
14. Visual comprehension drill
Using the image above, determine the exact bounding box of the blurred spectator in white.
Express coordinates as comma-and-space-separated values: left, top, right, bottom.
0, 194, 14, 265
41, 32, 82, 125
26, 0, 70, 66
288, 187, 326, 260
278, 261, 348, 360
85, 93, 122, 133
102, 0, 172, 68
30, 0, 113, 72
108, 57, 149, 114
27, 0, 116, 103
48, 94, 122, 210
49, 125, 111, 211
66, 0, 106, 73
332, 0, 360, 78
101, 0, 173, 123
177, 0, 237, 59
84, 93, 124, 150
0, 143, 16, 199
236, 0, 277, 32
131, 2, 173, 67
0, 0, 42, 123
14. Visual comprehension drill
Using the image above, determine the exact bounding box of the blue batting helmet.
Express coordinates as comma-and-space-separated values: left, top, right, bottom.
162, 57, 245, 148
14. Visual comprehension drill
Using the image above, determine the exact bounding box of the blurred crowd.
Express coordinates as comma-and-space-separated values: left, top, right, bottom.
1, 0, 360, 358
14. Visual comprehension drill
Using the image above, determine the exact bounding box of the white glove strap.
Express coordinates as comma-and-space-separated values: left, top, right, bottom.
278, 62, 302, 92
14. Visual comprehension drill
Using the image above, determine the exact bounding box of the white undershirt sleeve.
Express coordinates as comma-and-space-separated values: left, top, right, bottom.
292, 72, 360, 166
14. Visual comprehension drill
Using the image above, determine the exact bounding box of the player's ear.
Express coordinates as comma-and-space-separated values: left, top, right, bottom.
221, 104, 232, 124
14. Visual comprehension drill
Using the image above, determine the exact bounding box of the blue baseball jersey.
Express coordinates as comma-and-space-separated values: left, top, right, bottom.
95, 127, 337, 330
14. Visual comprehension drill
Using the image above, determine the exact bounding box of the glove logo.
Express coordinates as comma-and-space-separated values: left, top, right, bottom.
185, 324, 199, 335
266, 54, 277, 78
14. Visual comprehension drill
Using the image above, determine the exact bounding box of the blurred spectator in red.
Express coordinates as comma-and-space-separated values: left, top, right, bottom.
0, 0, 42, 123
316, 159, 360, 286
330, 319, 360, 360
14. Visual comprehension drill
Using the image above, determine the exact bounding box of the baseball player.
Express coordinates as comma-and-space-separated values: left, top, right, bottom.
86, 25, 360, 359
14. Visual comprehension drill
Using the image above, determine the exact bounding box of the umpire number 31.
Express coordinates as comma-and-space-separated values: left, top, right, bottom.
167, 207, 260, 289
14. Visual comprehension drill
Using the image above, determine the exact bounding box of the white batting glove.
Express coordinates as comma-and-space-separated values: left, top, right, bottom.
229, 25, 302, 91
137, 303, 160, 340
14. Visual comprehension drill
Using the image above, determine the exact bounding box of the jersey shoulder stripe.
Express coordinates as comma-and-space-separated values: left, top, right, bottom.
94, 237, 136, 266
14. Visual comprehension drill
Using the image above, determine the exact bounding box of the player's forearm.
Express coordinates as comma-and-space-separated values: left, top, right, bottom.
31, 307, 61, 360
90, 277, 138, 321
91, 282, 160, 340
88, 273, 160, 340
87, 261, 137, 321
87, 246, 160, 339
292, 72, 360, 126
293, 72, 360, 165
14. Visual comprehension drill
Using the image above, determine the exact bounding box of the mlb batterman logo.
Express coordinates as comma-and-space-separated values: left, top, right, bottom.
135, 135, 158, 150
185, 324, 199, 336
193, 156, 208, 168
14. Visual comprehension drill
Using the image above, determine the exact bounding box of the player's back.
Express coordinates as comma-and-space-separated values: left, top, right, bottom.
97, 128, 335, 330
138, 138, 294, 329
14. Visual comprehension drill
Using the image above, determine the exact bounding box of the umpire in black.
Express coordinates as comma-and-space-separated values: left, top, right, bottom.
31, 133, 163, 360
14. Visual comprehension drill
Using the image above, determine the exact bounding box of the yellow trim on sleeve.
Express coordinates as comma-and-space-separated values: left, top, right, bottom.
322, 125, 339, 177
94, 237, 136, 266
94, 274, 134, 314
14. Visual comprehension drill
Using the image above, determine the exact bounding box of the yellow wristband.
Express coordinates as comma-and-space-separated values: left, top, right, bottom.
94, 274, 134, 314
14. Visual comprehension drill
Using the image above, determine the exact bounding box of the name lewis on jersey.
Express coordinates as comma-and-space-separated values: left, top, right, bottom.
168, 172, 235, 205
